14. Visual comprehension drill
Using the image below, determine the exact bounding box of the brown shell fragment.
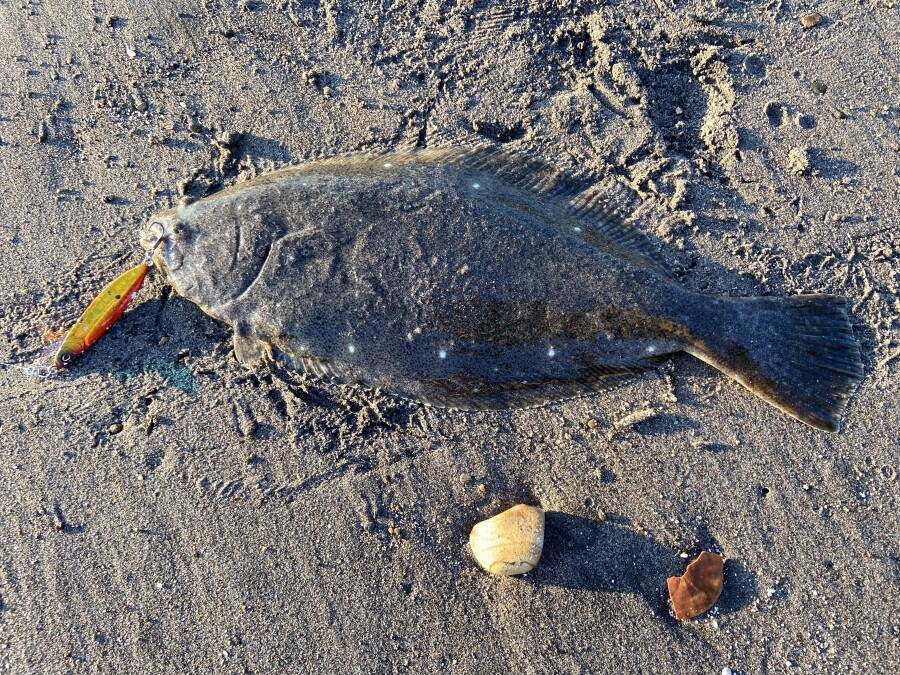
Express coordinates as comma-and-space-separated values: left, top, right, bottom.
667, 551, 724, 620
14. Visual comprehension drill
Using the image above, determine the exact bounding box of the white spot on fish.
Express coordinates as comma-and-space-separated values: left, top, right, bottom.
547, 347, 556, 357
348, 344, 356, 354
572, 226, 582, 233
82, 326, 88, 332
438, 350, 447, 359
646, 345, 656, 353
472, 183, 481, 189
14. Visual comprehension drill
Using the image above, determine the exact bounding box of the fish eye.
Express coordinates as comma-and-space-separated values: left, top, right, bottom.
61, 354, 71, 363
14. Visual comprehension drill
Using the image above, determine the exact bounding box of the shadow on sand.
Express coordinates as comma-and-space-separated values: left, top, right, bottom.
527, 512, 757, 621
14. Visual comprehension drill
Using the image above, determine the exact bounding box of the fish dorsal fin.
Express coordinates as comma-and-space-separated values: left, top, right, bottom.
410, 144, 583, 197
262, 144, 673, 278
408, 144, 674, 279
563, 179, 674, 279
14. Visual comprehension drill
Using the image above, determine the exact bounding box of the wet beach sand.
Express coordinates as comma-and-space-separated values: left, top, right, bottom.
0, 1, 898, 672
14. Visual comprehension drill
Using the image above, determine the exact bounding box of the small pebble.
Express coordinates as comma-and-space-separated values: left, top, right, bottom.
800, 12, 823, 28
810, 79, 828, 94
108, 422, 124, 435
585, 418, 597, 430
722, 668, 734, 675
126, 47, 136, 58
216, 131, 242, 148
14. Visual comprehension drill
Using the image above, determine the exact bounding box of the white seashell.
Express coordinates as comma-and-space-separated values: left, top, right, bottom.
469, 504, 545, 576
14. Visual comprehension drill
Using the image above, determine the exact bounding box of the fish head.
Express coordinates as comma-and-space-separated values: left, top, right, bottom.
140, 207, 186, 277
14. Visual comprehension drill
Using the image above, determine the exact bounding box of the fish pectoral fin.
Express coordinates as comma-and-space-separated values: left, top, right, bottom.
232, 324, 271, 365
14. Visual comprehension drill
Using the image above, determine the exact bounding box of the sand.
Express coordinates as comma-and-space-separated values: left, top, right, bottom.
1, 0, 897, 672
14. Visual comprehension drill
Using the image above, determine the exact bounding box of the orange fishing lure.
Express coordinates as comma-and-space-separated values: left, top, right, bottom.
49, 235, 166, 370
51, 261, 150, 368
0, 237, 164, 378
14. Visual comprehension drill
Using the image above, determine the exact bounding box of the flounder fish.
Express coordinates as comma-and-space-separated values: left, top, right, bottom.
140, 146, 862, 432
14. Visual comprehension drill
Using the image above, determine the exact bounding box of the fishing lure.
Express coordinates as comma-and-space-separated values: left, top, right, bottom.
51, 259, 150, 368
2, 236, 163, 378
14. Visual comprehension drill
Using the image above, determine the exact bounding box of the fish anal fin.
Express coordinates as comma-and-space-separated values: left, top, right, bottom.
416, 364, 651, 411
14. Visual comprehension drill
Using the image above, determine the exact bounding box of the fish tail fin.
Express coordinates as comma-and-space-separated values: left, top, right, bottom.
686, 295, 863, 432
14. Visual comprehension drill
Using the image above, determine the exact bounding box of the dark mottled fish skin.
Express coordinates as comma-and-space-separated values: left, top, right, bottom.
140, 147, 863, 432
